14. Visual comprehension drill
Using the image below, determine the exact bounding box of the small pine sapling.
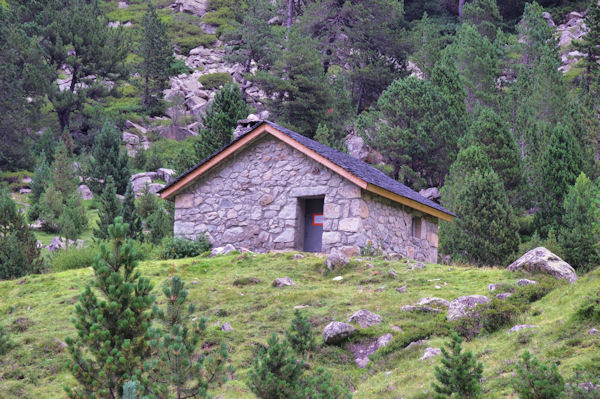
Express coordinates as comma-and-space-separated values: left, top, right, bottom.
145, 276, 231, 399
65, 217, 155, 398
513, 351, 564, 399
285, 309, 316, 359
432, 332, 484, 398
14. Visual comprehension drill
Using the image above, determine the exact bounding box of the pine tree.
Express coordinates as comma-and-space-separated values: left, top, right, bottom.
52, 143, 78, 197
88, 121, 131, 195
59, 195, 88, 244
94, 176, 123, 241
28, 154, 52, 221
411, 12, 446, 79
0, 188, 44, 279
121, 182, 143, 241
65, 217, 155, 398
247, 334, 304, 399
314, 123, 340, 150
146, 205, 173, 245
467, 107, 524, 205
356, 76, 465, 189
439, 167, 519, 266
197, 83, 248, 153
518, 1, 559, 65
557, 173, 600, 272
33, 128, 57, 165
38, 184, 65, 233
144, 276, 230, 398
462, 0, 502, 40
513, 351, 564, 399
136, 184, 160, 220
448, 23, 499, 110
285, 309, 316, 359
140, 3, 174, 113
534, 123, 584, 237
574, 1, 600, 88
432, 332, 483, 399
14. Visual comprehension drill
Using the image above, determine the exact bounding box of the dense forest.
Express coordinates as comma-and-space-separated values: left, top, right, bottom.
2, 0, 600, 397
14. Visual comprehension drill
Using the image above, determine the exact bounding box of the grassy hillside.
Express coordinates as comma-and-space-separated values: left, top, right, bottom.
0, 252, 598, 398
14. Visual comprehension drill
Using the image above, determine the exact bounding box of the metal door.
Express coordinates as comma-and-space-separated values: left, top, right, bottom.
303, 198, 324, 252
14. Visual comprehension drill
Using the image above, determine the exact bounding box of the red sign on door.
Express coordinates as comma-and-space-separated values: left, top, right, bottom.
312, 213, 323, 226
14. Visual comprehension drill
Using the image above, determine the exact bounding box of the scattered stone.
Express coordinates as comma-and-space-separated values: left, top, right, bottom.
272, 277, 296, 287
130, 172, 158, 193
391, 325, 403, 332
347, 309, 382, 328
19, 188, 31, 194
418, 187, 440, 202
516, 279, 537, 287
348, 333, 393, 368
332, 276, 343, 281
211, 244, 236, 256
509, 324, 538, 333
588, 328, 599, 336
401, 305, 442, 313
232, 277, 261, 286
338, 245, 360, 258
404, 339, 427, 350
78, 184, 93, 200
447, 295, 491, 321
221, 322, 233, 332
293, 254, 304, 259
408, 262, 425, 270
46, 237, 85, 252
388, 269, 398, 278
323, 321, 356, 344
496, 293, 513, 300
122, 131, 139, 146
325, 250, 349, 271
157, 168, 176, 184
488, 283, 505, 291
148, 183, 165, 194
508, 247, 578, 283
294, 305, 309, 309
417, 297, 450, 308
396, 286, 407, 293
420, 347, 442, 360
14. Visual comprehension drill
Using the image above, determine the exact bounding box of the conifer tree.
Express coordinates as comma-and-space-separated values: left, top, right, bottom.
575, 0, 600, 88
88, 121, 131, 195
468, 107, 524, 205
136, 184, 160, 220
66, 217, 154, 398
439, 167, 519, 266
557, 173, 600, 272
0, 188, 44, 279
121, 182, 143, 241
144, 276, 230, 398
411, 12, 446, 78
534, 123, 583, 237
59, 195, 88, 244
513, 351, 564, 399
462, 0, 502, 40
28, 154, 52, 221
314, 123, 340, 150
432, 333, 483, 398
33, 128, 57, 164
140, 3, 174, 113
196, 82, 249, 161
94, 176, 123, 241
518, 1, 559, 65
285, 309, 316, 359
146, 205, 173, 245
52, 143, 78, 197
38, 184, 65, 232
247, 334, 304, 399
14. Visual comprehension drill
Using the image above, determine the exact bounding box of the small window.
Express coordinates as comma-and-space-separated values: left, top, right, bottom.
411, 217, 422, 239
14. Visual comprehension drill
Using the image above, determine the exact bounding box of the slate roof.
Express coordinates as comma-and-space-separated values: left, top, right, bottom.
159, 120, 454, 218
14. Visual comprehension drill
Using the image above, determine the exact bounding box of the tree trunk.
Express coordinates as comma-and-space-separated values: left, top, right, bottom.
458, 0, 466, 18
286, 0, 293, 42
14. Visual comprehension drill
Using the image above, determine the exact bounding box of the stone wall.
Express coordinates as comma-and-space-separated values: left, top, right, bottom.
360, 192, 438, 263
173, 134, 439, 261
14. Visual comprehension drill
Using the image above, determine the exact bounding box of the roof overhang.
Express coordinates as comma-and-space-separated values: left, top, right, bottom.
160, 122, 453, 222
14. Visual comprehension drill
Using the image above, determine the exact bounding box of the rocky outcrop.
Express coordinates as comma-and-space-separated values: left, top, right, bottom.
508, 247, 578, 283
417, 297, 450, 308
47, 237, 85, 252
326, 250, 350, 271
347, 309, 382, 328
420, 347, 442, 361
447, 295, 491, 321
418, 187, 441, 203
211, 244, 236, 256
77, 184, 93, 200
130, 172, 157, 194
323, 321, 356, 344
157, 168, 177, 184
509, 324, 538, 333
174, 0, 208, 17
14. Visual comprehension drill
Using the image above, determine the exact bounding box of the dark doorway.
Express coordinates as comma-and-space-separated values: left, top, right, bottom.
303, 198, 324, 252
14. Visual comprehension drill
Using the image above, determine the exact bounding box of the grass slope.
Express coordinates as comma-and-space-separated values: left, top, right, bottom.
0, 252, 598, 398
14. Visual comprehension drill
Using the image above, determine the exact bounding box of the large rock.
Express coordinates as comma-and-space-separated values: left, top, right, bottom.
157, 168, 176, 184
122, 131, 140, 146
47, 237, 85, 252
347, 309, 382, 328
148, 183, 165, 194
323, 321, 356, 344
125, 120, 147, 135
418, 187, 441, 202
417, 297, 450, 308
508, 247, 578, 283
130, 172, 158, 193
325, 250, 349, 271
175, 0, 208, 17
211, 244, 236, 256
77, 184, 93, 200
420, 347, 442, 361
345, 135, 369, 160
447, 295, 491, 321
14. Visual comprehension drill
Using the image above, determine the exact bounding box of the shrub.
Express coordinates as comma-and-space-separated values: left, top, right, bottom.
576, 290, 600, 322
565, 368, 600, 399
285, 309, 316, 358
432, 332, 484, 398
510, 279, 557, 305
480, 298, 525, 334
513, 351, 564, 399
51, 245, 98, 272
0, 325, 14, 355
198, 72, 232, 89
169, 58, 190, 76
159, 236, 211, 259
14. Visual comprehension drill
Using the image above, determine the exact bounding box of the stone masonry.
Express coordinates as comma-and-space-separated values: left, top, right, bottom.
173, 135, 438, 261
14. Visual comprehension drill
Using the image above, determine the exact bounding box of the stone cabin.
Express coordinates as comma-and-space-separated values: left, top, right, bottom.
159, 121, 454, 263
